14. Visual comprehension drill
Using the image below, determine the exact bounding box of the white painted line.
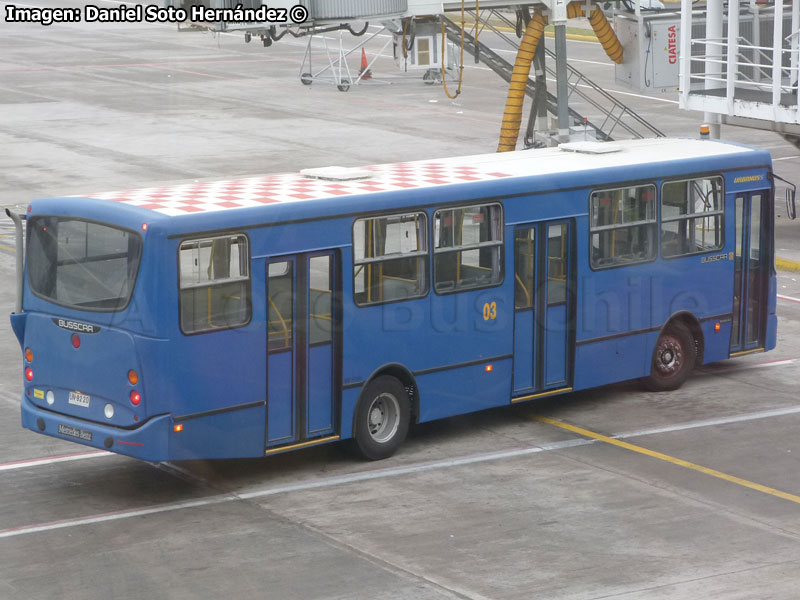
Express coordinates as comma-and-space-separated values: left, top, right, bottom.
615, 403, 800, 439
2, 355, 796, 475
238, 438, 594, 500
6, 398, 800, 538
773, 155, 800, 161
0, 495, 238, 539
705, 357, 798, 373
0, 438, 595, 538
778, 294, 800, 304
744, 358, 797, 369
0, 450, 111, 472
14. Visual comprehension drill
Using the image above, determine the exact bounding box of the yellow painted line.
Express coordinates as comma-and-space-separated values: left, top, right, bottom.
512, 387, 572, 403
534, 415, 800, 505
265, 435, 340, 455
776, 257, 800, 273
729, 348, 765, 358
0, 243, 16, 253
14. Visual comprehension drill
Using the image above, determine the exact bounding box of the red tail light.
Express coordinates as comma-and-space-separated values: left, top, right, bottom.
71, 334, 81, 348
25, 367, 33, 382
130, 390, 141, 406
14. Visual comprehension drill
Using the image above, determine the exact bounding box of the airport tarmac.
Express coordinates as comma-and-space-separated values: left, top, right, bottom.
3, 2, 800, 599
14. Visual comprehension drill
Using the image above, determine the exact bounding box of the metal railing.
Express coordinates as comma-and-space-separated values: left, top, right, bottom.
679, 0, 800, 123
466, 10, 663, 141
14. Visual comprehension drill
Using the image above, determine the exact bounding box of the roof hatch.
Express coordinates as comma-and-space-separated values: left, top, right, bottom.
558, 141, 622, 154
300, 166, 374, 181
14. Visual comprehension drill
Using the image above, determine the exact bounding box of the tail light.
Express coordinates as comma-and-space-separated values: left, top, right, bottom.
25, 348, 33, 362
128, 370, 139, 385
130, 390, 141, 406
71, 334, 81, 348
25, 367, 33, 382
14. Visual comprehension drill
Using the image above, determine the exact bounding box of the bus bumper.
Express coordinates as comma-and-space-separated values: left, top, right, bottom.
21, 394, 170, 462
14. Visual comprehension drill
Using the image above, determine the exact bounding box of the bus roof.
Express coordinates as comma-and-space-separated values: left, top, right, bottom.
71, 138, 762, 218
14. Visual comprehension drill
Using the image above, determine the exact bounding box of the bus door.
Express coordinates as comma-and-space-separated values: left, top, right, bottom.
512, 220, 574, 397
731, 191, 769, 354
266, 251, 340, 450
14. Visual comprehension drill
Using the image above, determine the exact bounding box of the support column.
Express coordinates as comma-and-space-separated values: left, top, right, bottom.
791, 0, 799, 102
705, 0, 723, 138
555, 24, 570, 141
772, 0, 783, 110
679, 0, 692, 110
534, 40, 548, 129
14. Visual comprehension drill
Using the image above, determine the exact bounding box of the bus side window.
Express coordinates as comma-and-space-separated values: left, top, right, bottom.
589, 184, 657, 269
353, 211, 428, 306
433, 203, 503, 293
179, 234, 251, 334
661, 176, 724, 258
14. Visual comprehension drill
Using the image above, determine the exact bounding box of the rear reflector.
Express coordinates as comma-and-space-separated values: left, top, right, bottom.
71, 334, 81, 348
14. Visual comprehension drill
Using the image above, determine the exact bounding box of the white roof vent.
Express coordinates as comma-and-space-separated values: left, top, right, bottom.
559, 141, 622, 154
300, 166, 374, 181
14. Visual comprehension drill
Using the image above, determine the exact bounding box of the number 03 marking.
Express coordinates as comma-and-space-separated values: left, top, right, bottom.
483, 302, 497, 321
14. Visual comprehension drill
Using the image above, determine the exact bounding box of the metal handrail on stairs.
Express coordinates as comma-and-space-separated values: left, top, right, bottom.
441, 16, 612, 142
486, 10, 664, 140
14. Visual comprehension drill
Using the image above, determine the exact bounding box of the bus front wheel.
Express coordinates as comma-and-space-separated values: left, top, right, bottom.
643, 322, 696, 392
354, 375, 410, 460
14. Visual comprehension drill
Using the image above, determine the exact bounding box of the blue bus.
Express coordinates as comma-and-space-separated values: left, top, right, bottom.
7, 138, 785, 461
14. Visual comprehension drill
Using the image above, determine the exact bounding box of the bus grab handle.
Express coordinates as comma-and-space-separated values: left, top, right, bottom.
4, 208, 24, 314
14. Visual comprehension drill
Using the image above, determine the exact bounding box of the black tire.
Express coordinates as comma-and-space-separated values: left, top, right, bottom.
337, 80, 350, 92
642, 322, 697, 392
353, 375, 410, 460
300, 72, 313, 85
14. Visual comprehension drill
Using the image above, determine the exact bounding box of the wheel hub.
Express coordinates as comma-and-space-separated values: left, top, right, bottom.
366, 393, 400, 443
655, 337, 682, 375
369, 406, 384, 431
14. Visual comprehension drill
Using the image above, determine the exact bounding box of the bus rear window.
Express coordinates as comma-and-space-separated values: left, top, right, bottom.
27, 217, 142, 311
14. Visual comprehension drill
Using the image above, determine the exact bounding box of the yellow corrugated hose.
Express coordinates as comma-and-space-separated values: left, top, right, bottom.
566, 1, 623, 64
497, 12, 546, 153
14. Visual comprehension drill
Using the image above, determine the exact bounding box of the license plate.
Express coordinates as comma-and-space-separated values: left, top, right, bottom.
68, 391, 90, 408
58, 424, 92, 442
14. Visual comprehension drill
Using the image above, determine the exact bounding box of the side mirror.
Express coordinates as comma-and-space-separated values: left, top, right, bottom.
787, 188, 797, 220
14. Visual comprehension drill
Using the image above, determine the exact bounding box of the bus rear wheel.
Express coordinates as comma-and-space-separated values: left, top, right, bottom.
354, 375, 410, 460
643, 322, 696, 392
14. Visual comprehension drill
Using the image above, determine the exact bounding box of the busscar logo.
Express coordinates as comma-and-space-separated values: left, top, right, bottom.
52, 318, 101, 334
701, 253, 729, 264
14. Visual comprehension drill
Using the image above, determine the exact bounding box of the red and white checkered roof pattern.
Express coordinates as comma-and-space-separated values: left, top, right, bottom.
75, 160, 514, 217
70, 139, 757, 217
